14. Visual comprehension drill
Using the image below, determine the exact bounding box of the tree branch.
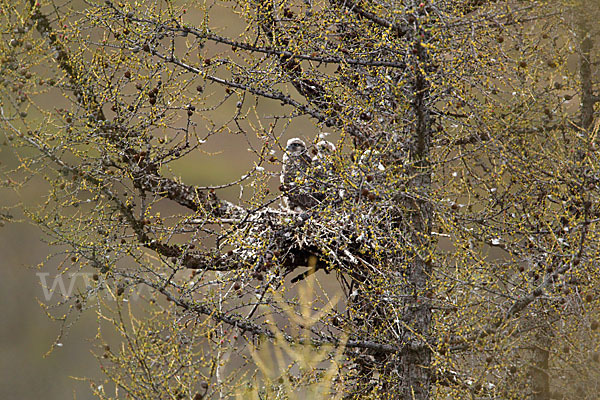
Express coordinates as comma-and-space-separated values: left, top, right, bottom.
329, 0, 408, 37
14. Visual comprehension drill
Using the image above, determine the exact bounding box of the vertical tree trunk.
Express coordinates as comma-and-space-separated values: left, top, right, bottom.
530, 324, 551, 400
396, 34, 434, 400
578, 15, 594, 132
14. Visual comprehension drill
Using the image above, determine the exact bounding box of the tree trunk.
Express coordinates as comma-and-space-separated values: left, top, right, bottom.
530, 326, 551, 400
578, 12, 594, 132
396, 37, 434, 400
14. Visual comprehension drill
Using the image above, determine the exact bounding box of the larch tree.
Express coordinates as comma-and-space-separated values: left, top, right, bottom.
1, 0, 599, 399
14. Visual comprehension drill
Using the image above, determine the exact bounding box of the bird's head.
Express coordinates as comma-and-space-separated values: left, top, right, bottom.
286, 138, 307, 155
316, 140, 336, 154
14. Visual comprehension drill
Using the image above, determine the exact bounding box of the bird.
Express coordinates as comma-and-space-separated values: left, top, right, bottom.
311, 139, 337, 198
281, 138, 320, 211
313, 140, 336, 160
